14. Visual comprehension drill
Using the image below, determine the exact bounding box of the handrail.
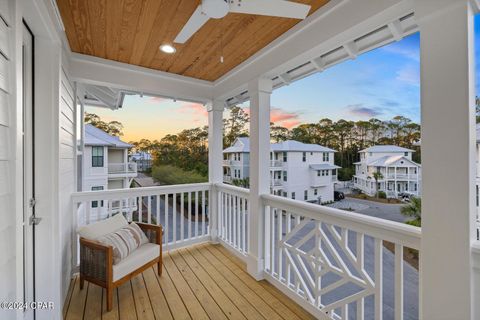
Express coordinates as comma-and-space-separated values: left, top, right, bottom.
261, 193, 421, 249
214, 182, 250, 198
72, 182, 211, 202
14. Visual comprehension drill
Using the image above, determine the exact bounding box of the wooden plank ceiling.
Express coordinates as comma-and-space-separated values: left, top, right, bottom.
56, 0, 329, 82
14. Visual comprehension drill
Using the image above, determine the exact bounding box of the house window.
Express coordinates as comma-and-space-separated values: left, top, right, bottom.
282, 192, 287, 197
314, 189, 318, 196
404, 152, 409, 156
415, 183, 418, 192
291, 192, 295, 200
317, 170, 321, 177
323, 152, 329, 162
91, 186, 104, 208
304, 190, 308, 200
92, 146, 104, 167
283, 152, 287, 162
477, 185, 479, 207
332, 169, 337, 176
283, 171, 287, 182
302, 152, 306, 162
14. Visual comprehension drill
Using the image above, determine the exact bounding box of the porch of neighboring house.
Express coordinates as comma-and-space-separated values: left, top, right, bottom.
63, 243, 315, 320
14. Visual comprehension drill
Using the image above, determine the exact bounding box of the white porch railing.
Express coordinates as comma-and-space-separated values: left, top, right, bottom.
262, 194, 421, 320
216, 183, 250, 257
72, 183, 211, 267
71, 182, 424, 319
108, 162, 137, 174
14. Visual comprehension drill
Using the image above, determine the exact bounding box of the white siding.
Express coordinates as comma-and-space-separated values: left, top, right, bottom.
0, 0, 14, 309
58, 68, 76, 302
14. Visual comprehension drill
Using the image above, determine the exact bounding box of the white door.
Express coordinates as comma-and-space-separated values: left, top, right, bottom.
22, 22, 35, 320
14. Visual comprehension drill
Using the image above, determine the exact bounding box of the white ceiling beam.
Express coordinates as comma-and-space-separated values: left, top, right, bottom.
69, 53, 214, 104
278, 73, 292, 85
387, 20, 404, 41
343, 41, 358, 59
310, 57, 325, 71
213, 0, 414, 100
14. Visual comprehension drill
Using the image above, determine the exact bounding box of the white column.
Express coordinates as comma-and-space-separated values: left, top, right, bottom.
208, 100, 224, 242
248, 77, 272, 279
416, 1, 475, 318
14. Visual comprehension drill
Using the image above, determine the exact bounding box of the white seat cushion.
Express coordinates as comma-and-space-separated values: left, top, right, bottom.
113, 243, 160, 282
77, 213, 128, 240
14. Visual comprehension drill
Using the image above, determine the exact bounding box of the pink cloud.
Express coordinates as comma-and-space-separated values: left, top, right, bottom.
280, 120, 301, 129
178, 102, 208, 117
242, 107, 300, 128
147, 96, 167, 103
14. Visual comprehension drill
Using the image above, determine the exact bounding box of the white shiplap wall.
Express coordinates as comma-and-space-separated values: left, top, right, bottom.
0, 0, 15, 305
59, 67, 76, 302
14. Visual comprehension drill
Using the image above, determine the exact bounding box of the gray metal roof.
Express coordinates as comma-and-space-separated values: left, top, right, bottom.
359, 145, 414, 153
309, 164, 341, 170
84, 124, 132, 148
367, 155, 420, 167
223, 137, 336, 153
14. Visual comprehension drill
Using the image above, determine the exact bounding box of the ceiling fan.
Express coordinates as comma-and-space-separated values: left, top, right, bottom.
174, 0, 312, 44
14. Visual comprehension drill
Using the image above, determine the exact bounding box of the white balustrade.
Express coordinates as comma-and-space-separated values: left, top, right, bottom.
72, 183, 211, 267
108, 162, 137, 174
261, 193, 421, 320
216, 183, 250, 257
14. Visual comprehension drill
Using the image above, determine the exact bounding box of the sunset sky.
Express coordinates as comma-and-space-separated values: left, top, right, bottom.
86, 16, 480, 142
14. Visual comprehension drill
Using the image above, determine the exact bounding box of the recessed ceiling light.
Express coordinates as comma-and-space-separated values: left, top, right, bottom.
160, 44, 176, 54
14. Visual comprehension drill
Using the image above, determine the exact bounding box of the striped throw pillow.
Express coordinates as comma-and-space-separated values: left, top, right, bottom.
97, 222, 149, 265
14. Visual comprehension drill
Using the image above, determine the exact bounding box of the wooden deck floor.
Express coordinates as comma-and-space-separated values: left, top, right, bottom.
63, 243, 316, 320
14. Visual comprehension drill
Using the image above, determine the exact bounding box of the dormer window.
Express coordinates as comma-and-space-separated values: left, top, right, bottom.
404, 152, 409, 156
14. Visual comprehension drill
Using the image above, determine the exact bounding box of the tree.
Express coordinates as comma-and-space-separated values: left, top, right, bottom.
85, 112, 124, 136
270, 123, 290, 142
401, 197, 421, 226
223, 106, 249, 147
372, 171, 383, 198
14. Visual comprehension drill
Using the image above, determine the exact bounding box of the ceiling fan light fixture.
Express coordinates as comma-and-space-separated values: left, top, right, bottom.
160, 44, 176, 54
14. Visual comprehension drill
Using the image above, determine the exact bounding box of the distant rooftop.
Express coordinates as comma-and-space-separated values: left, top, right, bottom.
223, 137, 336, 153
360, 145, 414, 153
84, 124, 132, 148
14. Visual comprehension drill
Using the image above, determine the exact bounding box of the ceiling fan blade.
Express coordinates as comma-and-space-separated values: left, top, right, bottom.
229, 0, 311, 19
174, 5, 210, 44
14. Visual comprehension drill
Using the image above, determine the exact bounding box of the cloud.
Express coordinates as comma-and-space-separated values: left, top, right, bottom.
178, 102, 208, 123
396, 64, 420, 86
147, 96, 167, 103
381, 99, 400, 107
382, 45, 419, 62
344, 104, 382, 117
244, 107, 301, 129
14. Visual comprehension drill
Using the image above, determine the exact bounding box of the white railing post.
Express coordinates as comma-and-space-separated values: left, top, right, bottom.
415, 0, 476, 318
248, 77, 272, 280
208, 100, 225, 242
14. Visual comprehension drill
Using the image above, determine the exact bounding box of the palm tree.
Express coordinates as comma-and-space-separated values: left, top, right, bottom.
401, 197, 421, 227
372, 172, 383, 198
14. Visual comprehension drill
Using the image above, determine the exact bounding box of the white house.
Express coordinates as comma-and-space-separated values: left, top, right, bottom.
223, 138, 339, 203
353, 145, 421, 198
130, 151, 153, 172
82, 124, 137, 192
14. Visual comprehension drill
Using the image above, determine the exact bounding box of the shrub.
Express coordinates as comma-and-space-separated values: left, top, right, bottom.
377, 191, 387, 199
152, 165, 207, 185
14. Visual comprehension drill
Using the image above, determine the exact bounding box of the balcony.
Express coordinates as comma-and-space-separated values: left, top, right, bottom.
270, 160, 284, 168
223, 159, 233, 166
385, 173, 419, 180
108, 162, 138, 176
271, 179, 283, 187
224, 175, 232, 183
70, 182, 424, 319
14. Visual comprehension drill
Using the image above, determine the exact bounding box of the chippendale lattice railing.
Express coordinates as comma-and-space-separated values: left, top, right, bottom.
262, 194, 421, 320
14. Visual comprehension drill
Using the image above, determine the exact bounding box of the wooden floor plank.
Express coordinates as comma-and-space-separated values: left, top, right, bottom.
185, 246, 265, 320
64, 243, 318, 320
163, 253, 210, 320
143, 267, 174, 320
212, 245, 317, 320
131, 274, 155, 320
153, 264, 192, 320
84, 283, 103, 320
178, 248, 248, 320
65, 280, 88, 320
63, 277, 76, 319
102, 288, 119, 320
169, 250, 228, 320
196, 246, 285, 320
118, 281, 138, 320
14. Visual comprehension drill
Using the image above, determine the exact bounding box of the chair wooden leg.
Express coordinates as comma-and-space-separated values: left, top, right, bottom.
106, 286, 113, 311
79, 275, 84, 290
157, 261, 162, 276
